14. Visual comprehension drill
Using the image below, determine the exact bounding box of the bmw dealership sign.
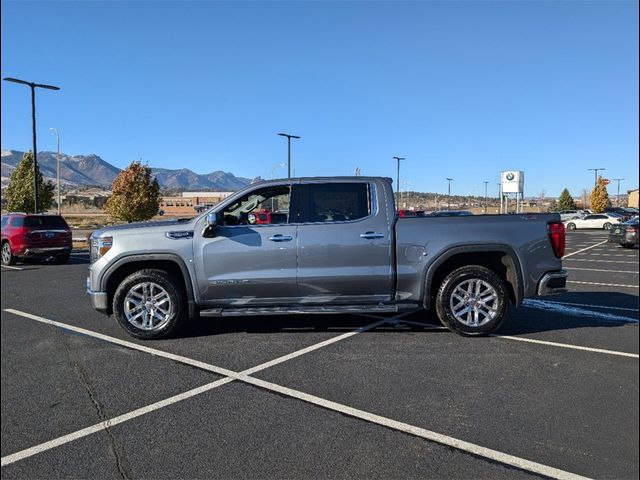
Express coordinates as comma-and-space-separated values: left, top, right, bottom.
501, 170, 524, 194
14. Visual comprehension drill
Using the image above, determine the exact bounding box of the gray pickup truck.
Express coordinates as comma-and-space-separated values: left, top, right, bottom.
87, 177, 567, 339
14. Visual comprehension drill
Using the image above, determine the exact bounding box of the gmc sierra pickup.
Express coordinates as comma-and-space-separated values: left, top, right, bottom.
87, 177, 568, 339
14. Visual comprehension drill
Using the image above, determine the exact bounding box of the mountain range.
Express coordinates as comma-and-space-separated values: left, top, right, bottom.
1, 150, 254, 191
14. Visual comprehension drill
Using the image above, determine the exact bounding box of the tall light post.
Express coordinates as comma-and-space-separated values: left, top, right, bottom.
612, 178, 625, 205
3, 77, 60, 214
278, 133, 300, 179
392, 156, 405, 200
483, 180, 490, 214
446, 178, 453, 210
50, 127, 61, 214
587, 168, 605, 186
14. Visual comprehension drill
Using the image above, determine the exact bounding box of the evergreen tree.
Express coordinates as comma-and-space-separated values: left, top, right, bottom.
590, 176, 611, 213
104, 161, 161, 222
557, 188, 576, 210
5, 151, 55, 213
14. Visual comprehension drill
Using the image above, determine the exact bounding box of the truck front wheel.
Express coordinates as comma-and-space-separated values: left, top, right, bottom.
113, 269, 186, 339
435, 265, 508, 336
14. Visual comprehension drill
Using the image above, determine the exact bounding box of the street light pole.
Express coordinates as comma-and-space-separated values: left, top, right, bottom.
3, 77, 60, 214
50, 127, 61, 214
392, 156, 405, 201
587, 168, 605, 186
612, 178, 625, 206
483, 181, 489, 214
278, 133, 300, 179
446, 178, 453, 210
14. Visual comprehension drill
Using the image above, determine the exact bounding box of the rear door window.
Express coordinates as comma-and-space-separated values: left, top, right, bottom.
298, 183, 371, 223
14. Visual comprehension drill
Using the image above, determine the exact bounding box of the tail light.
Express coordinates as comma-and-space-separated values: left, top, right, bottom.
628, 226, 637, 234
548, 222, 565, 258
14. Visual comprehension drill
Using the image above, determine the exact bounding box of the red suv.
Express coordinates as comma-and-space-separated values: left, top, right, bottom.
1, 213, 72, 265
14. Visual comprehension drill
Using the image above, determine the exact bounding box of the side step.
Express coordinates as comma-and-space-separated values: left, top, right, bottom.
199, 304, 406, 318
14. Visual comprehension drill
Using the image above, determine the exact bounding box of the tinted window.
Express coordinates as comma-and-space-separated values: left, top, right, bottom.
23, 216, 69, 229
299, 183, 370, 223
1, 216, 7, 229
11, 217, 25, 227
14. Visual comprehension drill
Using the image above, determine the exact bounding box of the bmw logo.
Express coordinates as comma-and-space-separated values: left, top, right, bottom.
506, 172, 515, 181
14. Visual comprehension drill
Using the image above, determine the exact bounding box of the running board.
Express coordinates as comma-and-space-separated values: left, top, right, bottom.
198, 304, 405, 318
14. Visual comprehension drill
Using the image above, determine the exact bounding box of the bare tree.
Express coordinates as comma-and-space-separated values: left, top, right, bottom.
538, 190, 546, 212
581, 189, 590, 210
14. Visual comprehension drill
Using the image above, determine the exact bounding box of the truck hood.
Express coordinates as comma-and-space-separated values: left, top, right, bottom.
91, 218, 195, 238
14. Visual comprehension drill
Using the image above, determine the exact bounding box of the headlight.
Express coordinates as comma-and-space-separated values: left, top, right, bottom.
90, 236, 113, 263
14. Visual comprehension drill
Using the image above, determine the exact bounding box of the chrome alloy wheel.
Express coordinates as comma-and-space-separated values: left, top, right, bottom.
2, 243, 12, 264
123, 282, 173, 331
450, 278, 499, 327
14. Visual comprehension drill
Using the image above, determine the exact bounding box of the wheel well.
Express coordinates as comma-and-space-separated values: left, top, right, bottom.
426, 251, 519, 307
104, 260, 188, 315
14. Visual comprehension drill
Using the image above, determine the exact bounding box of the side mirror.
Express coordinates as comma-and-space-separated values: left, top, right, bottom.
206, 212, 219, 227
203, 212, 220, 237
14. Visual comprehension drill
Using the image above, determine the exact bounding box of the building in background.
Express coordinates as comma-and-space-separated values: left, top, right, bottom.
628, 188, 639, 208
159, 191, 234, 214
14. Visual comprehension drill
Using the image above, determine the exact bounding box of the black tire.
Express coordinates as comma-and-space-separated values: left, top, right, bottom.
566, 223, 576, 230
1, 241, 16, 266
113, 269, 186, 340
603, 222, 612, 230
55, 253, 70, 264
621, 243, 635, 249
435, 265, 508, 336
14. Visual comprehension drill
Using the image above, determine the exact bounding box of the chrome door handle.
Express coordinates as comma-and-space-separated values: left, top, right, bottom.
269, 234, 294, 242
360, 232, 384, 239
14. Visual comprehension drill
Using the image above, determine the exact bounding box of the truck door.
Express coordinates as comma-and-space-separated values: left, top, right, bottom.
193, 184, 300, 305
295, 181, 393, 304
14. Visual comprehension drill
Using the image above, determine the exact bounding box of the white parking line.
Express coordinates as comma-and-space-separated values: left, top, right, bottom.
0, 377, 236, 467
562, 240, 607, 258
568, 280, 639, 289
0, 265, 24, 271
403, 315, 638, 356
1, 309, 592, 480
564, 259, 639, 264
567, 267, 638, 274
492, 335, 638, 358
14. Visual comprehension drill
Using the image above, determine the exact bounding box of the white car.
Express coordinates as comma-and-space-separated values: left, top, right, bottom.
564, 213, 623, 230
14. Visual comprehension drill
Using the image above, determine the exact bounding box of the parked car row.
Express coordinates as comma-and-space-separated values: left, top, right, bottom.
397, 210, 474, 217
552, 207, 637, 222
608, 216, 639, 248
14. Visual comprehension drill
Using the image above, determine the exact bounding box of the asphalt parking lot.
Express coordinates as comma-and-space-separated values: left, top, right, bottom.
1, 230, 638, 479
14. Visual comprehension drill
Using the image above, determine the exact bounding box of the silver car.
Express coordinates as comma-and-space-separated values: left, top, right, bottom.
558, 210, 588, 221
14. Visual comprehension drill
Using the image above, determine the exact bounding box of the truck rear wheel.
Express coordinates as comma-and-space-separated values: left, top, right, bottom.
435, 265, 508, 336
113, 269, 186, 339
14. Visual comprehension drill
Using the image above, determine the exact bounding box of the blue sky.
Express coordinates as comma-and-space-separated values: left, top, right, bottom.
1, 1, 638, 197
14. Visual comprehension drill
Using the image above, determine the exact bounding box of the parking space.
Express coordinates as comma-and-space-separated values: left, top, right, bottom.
1, 229, 638, 479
